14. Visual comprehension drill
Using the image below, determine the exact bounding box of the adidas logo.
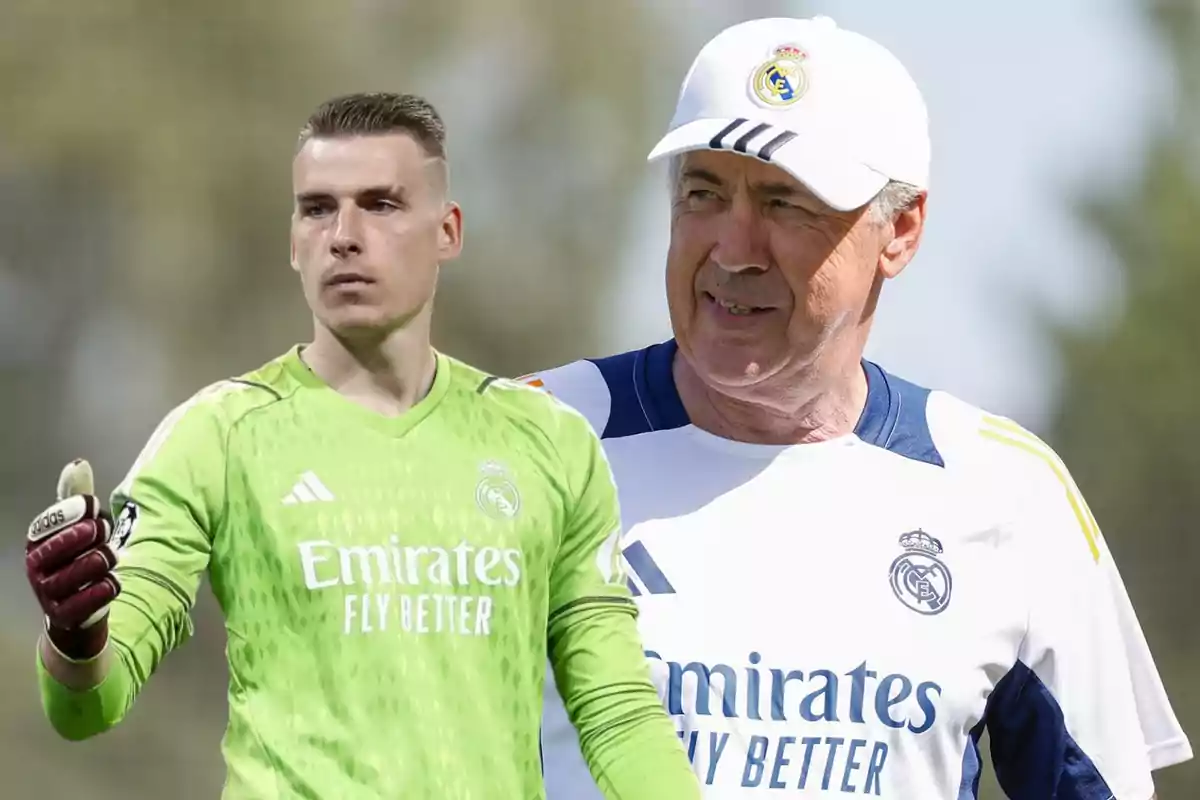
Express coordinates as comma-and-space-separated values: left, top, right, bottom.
282, 471, 335, 505
623, 541, 675, 596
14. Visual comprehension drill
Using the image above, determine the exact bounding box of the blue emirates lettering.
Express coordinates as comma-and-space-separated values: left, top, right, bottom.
649, 651, 942, 794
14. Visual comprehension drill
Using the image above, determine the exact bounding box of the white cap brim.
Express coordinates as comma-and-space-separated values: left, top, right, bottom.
647, 118, 889, 212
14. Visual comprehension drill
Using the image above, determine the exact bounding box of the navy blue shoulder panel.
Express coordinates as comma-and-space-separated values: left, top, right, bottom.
588, 341, 943, 468
855, 360, 945, 468
588, 340, 689, 439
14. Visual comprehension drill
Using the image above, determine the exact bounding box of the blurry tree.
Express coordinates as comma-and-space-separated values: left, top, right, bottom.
0, 2, 670, 796
924, 1, 1200, 796
1035, 0, 1200, 796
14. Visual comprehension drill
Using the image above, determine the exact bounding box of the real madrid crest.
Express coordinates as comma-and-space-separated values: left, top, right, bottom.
889, 530, 952, 615
750, 43, 809, 107
475, 461, 521, 521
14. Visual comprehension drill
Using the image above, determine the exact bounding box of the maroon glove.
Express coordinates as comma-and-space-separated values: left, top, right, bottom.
25, 459, 121, 661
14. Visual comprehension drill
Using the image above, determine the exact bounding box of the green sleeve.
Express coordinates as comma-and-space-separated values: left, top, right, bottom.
546, 411, 700, 800
38, 385, 230, 740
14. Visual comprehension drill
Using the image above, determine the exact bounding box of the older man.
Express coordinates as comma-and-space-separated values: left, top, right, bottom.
533, 15, 1191, 800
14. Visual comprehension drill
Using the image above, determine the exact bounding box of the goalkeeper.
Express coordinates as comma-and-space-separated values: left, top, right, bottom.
23, 92, 699, 800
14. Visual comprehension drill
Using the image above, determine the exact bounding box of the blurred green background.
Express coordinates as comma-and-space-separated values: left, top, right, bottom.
1, 1, 1195, 797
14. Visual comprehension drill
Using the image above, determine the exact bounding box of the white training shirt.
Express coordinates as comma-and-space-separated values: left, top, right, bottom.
533, 339, 1191, 799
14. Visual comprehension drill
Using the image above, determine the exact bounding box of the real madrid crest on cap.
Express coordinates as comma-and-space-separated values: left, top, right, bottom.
889, 530, 952, 615
749, 43, 809, 108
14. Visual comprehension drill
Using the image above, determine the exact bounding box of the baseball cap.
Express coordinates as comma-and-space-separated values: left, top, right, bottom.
647, 16, 930, 211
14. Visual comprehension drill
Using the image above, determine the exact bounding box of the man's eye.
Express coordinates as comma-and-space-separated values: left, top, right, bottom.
769, 199, 823, 220
687, 189, 718, 201
300, 204, 329, 218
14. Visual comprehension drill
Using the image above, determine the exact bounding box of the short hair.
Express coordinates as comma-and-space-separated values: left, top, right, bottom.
867, 180, 922, 225
297, 92, 447, 160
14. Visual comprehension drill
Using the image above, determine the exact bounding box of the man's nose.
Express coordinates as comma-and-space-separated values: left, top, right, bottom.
712, 199, 769, 274
331, 206, 363, 259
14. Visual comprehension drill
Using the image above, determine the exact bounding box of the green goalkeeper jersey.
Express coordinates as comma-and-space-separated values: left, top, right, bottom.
37, 346, 698, 800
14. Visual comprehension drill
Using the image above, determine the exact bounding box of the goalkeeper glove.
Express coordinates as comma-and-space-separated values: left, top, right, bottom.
25, 459, 121, 661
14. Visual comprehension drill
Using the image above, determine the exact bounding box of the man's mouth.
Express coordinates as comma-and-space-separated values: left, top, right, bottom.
704, 292, 770, 316
325, 272, 375, 287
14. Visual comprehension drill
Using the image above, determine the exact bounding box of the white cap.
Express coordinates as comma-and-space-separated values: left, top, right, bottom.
648, 16, 930, 211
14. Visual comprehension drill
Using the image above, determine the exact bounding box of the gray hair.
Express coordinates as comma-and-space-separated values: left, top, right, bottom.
867, 180, 922, 225
667, 153, 921, 225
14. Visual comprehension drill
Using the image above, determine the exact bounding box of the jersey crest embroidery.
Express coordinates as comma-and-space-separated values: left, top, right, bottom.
475, 461, 521, 520
889, 530, 952, 615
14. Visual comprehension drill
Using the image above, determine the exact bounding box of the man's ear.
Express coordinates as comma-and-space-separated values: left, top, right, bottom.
879, 191, 927, 280
438, 202, 463, 263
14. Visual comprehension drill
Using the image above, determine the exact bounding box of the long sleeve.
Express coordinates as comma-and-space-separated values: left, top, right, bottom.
38, 383, 232, 740
546, 408, 700, 799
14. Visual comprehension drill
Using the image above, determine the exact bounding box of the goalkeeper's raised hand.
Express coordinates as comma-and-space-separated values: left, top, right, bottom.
25, 459, 121, 662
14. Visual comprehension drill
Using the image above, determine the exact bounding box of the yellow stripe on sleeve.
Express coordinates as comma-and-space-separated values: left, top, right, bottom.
979, 415, 1101, 563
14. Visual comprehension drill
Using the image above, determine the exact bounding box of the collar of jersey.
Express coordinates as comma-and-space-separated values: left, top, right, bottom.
282, 344, 453, 437
642, 339, 901, 450
684, 424, 860, 460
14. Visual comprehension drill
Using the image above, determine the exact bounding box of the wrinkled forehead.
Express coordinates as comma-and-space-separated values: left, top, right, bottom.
675, 149, 829, 208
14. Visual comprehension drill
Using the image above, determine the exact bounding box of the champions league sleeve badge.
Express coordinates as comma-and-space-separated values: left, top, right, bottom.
112, 500, 140, 551
889, 530, 952, 615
